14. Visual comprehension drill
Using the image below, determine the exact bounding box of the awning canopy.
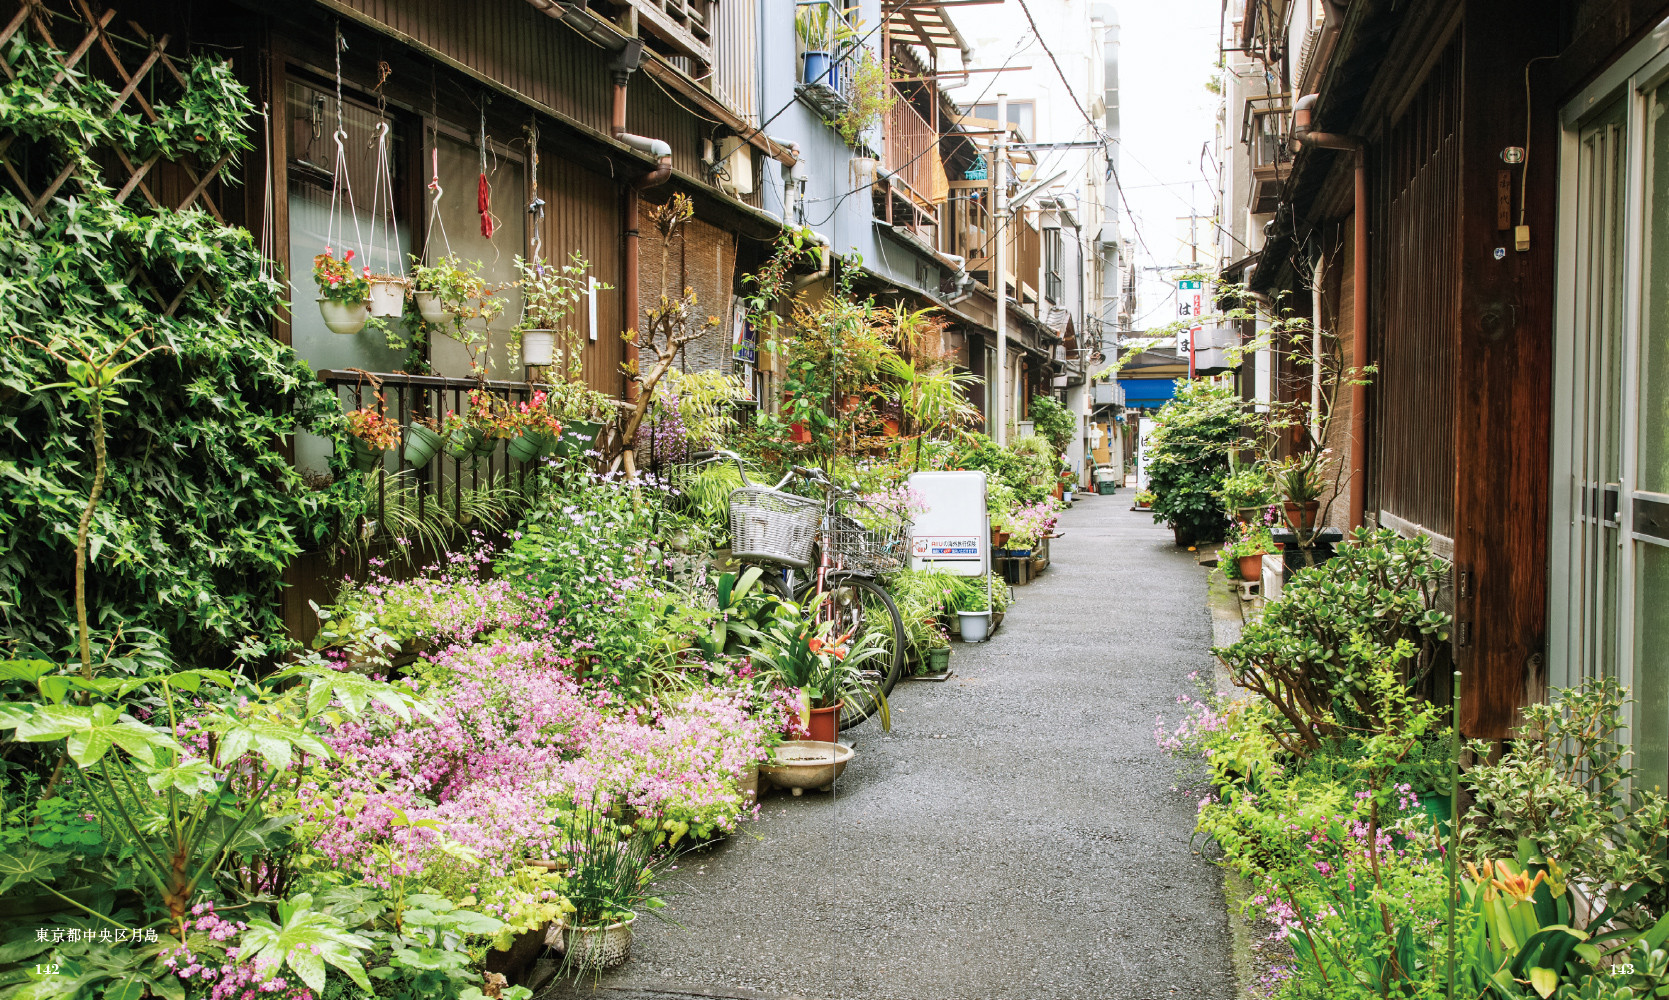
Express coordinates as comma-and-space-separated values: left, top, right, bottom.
883, 1, 972, 60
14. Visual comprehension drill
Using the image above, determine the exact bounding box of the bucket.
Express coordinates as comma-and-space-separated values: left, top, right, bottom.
368, 280, 406, 318
522, 330, 555, 366
958, 611, 991, 643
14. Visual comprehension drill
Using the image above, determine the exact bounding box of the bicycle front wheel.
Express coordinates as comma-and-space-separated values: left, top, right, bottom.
796, 573, 905, 732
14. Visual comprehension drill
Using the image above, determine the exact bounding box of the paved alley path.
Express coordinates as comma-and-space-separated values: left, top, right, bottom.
551, 496, 1237, 1000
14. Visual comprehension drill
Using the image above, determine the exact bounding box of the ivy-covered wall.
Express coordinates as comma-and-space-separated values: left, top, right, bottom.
0, 21, 345, 668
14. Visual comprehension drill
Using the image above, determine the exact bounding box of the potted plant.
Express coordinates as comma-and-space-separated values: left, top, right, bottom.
344, 396, 400, 472
1220, 467, 1275, 524
955, 581, 992, 643
1228, 525, 1274, 583
1272, 450, 1330, 533
795, 2, 837, 87
367, 272, 407, 318
410, 253, 496, 326
403, 415, 444, 467
545, 802, 675, 977
468, 388, 518, 456
543, 370, 616, 459
439, 410, 483, 460
513, 254, 596, 368
314, 249, 371, 335
507, 389, 564, 464
748, 593, 891, 742
1133, 489, 1155, 510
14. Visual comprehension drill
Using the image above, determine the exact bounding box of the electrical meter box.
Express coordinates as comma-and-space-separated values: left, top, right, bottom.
906, 471, 989, 576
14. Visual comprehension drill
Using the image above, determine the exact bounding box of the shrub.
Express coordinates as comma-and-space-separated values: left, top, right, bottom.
1144, 379, 1247, 543
1215, 528, 1451, 753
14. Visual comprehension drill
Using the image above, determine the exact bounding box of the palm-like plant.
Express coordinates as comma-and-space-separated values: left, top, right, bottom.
882, 353, 982, 470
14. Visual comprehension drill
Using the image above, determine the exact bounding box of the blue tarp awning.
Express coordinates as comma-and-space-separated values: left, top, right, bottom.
1118, 379, 1177, 405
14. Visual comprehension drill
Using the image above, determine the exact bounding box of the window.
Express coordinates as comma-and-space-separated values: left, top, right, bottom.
964, 100, 1035, 141
1044, 226, 1063, 304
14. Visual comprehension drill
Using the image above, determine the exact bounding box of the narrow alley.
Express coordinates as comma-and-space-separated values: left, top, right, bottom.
558, 498, 1236, 1000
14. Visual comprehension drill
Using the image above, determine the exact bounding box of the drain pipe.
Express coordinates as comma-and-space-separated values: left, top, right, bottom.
1292, 92, 1366, 531
611, 40, 673, 405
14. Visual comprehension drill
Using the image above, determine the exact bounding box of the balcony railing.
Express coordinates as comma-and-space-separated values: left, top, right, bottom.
886, 100, 941, 207
318, 371, 613, 543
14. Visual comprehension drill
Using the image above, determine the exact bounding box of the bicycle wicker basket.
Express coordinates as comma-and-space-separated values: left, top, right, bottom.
824, 501, 910, 575
729, 487, 821, 568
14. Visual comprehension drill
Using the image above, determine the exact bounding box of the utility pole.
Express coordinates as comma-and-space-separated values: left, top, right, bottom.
994, 92, 1008, 447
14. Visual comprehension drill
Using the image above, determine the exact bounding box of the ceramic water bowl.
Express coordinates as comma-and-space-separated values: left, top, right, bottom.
759, 740, 854, 795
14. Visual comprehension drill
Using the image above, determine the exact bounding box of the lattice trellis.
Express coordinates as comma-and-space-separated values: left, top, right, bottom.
0, 0, 245, 320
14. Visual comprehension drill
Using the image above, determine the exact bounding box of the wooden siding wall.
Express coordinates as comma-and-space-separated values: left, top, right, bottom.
1452, 0, 1558, 737
540, 153, 626, 395
1370, 39, 1460, 540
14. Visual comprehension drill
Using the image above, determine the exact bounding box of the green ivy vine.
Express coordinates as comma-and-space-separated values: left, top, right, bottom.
0, 31, 349, 669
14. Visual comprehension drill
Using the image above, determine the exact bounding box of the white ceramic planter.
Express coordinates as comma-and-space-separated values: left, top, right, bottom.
521, 329, 555, 366
758, 740, 853, 795
958, 610, 992, 643
318, 298, 370, 335
546, 913, 635, 970
367, 280, 406, 318
413, 290, 451, 324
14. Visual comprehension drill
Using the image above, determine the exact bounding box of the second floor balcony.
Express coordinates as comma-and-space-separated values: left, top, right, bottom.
1242, 94, 1292, 214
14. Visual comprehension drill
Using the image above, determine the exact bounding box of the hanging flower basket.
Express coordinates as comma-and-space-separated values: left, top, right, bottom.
368, 279, 407, 318
348, 436, 384, 472
318, 297, 369, 336
521, 330, 556, 366
507, 430, 554, 464
445, 426, 486, 459
552, 420, 603, 458
403, 424, 444, 467
413, 291, 453, 324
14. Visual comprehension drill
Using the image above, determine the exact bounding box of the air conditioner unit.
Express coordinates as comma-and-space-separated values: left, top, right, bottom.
716, 136, 754, 197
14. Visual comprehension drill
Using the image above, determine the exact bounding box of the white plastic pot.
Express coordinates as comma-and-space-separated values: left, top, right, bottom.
413, 290, 452, 325
368, 280, 406, 318
521, 329, 555, 366
318, 297, 370, 336
958, 610, 992, 643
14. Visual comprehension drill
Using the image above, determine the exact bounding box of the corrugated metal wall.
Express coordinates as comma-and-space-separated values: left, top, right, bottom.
540, 150, 625, 395
710, 0, 758, 127
335, 0, 612, 135
1371, 40, 1461, 539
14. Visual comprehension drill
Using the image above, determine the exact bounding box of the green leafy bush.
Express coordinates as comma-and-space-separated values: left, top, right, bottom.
1215, 528, 1451, 753
1144, 379, 1247, 543
0, 35, 345, 667
1028, 394, 1075, 456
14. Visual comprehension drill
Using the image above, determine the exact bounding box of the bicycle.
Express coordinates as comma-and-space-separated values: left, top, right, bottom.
690, 449, 908, 731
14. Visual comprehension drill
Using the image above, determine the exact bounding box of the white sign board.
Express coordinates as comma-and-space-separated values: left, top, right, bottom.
906, 471, 989, 576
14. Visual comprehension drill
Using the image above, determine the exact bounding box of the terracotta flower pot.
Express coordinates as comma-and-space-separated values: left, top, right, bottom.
881, 417, 900, 437
789, 421, 813, 444
1283, 500, 1321, 533
992, 529, 1011, 548
1237, 553, 1264, 581
806, 702, 842, 743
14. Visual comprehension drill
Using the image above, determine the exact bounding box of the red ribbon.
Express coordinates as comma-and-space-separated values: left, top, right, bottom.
478, 173, 494, 238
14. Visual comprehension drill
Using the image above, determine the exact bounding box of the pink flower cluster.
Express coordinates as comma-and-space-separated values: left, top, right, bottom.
161, 904, 308, 1000
309, 639, 784, 877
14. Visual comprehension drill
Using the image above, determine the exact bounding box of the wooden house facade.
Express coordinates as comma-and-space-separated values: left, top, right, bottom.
1241, 0, 1669, 780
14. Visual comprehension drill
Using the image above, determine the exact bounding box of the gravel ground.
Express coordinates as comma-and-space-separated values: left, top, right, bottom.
545, 495, 1236, 1000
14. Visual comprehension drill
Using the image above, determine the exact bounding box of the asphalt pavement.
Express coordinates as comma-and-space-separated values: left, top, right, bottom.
544, 495, 1236, 1000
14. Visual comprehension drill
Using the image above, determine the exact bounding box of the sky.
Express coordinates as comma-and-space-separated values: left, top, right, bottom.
1110, 0, 1224, 333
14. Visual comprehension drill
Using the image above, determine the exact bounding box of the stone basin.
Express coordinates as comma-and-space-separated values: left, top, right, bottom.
758, 740, 854, 796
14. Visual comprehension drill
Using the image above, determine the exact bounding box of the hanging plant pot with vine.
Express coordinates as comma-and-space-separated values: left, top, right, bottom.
367, 277, 407, 318
521, 330, 555, 366
345, 401, 400, 473
403, 421, 444, 467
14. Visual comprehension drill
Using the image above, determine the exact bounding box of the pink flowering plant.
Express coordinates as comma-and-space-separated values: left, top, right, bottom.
313, 248, 370, 304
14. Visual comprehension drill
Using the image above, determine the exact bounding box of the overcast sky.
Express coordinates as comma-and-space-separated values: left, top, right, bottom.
1112, 0, 1223, 331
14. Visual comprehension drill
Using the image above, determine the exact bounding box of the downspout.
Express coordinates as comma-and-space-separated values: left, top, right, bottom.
1292, 92, 1366, 532
611, 40, 673, 406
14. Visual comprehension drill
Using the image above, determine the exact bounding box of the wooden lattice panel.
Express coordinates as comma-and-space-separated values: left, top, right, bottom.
0, 0, 240, 319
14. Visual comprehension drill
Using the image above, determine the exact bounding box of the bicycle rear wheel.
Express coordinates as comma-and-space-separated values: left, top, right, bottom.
795, 573, 905, 732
